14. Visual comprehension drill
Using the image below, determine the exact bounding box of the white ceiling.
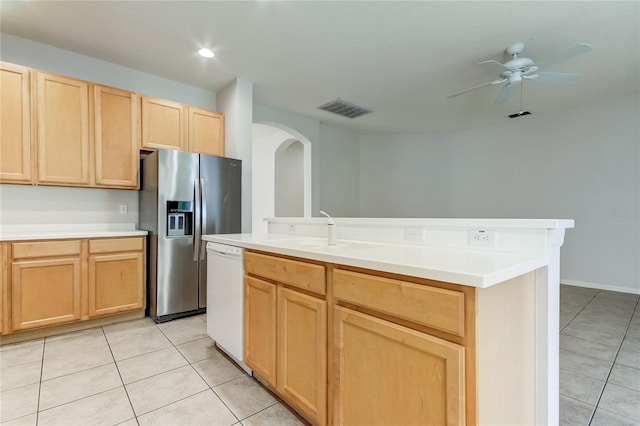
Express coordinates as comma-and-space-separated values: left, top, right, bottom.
1, 1, 638, 134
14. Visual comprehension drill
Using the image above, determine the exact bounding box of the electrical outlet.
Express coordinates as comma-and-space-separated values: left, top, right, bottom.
468, 229, 496, 248
119, 204, 128, 215
404, 227, 425, 242
288, 224, 296, 233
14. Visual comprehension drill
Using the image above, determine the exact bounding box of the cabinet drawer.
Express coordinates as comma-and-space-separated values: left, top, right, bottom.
333, 269, 465, 337
12, 240, 81, 259
245, 251, 326, 295
89, 237, 143, 254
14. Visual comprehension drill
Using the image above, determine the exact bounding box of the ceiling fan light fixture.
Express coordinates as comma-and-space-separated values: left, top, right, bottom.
508, 110, 532, 119
198, 48, 215, 58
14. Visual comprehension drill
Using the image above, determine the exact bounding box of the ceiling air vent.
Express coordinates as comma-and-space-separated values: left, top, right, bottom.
318, 98, 373, 119
508, 110, 532, 119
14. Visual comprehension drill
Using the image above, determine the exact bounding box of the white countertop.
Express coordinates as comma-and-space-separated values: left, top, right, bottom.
0, 223, 147, 241
202, 233, 549, 288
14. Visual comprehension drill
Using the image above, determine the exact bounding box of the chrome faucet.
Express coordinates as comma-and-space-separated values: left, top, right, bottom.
319, 210, 337, 246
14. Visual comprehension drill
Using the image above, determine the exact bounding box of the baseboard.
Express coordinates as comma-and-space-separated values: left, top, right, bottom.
561, 279, 640, 295
0, 310, 145, 345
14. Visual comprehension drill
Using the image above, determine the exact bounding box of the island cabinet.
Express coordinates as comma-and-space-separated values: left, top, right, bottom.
331, 268, 472, 426
0, 62, 32, 184
242, 249, 538, 426
244, 251, 327, 426
3, 236, 146, 336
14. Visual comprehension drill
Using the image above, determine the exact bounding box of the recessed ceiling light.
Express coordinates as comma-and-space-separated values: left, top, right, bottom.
198, 48, 215, 58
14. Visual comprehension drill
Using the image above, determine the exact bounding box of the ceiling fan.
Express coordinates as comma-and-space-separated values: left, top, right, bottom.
448, 42, 593, 104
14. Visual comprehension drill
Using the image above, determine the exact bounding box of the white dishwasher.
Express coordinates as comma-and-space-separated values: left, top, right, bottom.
206, 242, 251, 374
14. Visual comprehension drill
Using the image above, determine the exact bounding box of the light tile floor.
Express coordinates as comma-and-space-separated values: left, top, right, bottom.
2, 286, 638, 425
0, 314, 306, 426
560, 285, 640, 425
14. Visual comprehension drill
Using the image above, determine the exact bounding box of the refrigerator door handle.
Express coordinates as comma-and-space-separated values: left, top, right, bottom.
193, 178, 201, 262
200, 177, 207, 260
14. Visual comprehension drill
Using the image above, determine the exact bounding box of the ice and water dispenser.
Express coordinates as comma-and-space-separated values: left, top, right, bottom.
166, 201, 193, 237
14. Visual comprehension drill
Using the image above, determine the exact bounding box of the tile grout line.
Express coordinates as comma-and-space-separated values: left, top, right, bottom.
559, 289, 599, 333
35, 337, 46, 426
587, 294, 640, 425
101, 324, 140, 426
115, 316, 234, 422
160, 317, 244, 424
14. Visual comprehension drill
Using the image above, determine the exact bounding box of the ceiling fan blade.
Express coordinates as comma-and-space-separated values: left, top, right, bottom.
537, 43, 593, 68
447, 78, 507, 98
494, 84, 513, 104
479, 60, 512, 73
533, 71, 583, 84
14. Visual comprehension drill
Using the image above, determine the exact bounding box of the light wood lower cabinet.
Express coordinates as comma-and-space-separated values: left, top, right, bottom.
244, 251, 327, 425
1, 242, 9, 334
89, 252, 144, 317
244, 276, 277, 384
244, 251, 480, 426
333, 306, 465, 426
11, 257, 82, 331
5, 236, 145, 335
277, 287, 327, 425
10, 238, 83, 331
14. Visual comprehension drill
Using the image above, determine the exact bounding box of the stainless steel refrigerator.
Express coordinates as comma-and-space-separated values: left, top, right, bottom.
139, 149, 241, 323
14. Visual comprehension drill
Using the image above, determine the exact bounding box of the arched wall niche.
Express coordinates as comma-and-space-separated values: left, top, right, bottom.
251, 122, 312, 235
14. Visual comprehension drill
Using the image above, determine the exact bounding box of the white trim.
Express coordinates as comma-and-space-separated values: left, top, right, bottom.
560, 279, 640, 295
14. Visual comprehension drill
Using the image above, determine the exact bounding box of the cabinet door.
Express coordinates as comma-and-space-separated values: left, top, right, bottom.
188, 107, 224, 156
277, 287, 327, 425
0, 62, 32, 183
36, 72, 90, 185
244, 276, 277, 385
141, 96, 186, 150
11, 258, 81, 331
1, 243, 6, 334
88, 252, 144, 317
94, 85, 139, 188
333, 306, 465, 426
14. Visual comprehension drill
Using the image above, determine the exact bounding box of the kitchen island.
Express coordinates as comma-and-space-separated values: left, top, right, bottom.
204, 218, 573, 426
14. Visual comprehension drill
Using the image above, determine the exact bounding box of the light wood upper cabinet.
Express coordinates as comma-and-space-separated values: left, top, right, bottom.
277, 286, 327, 425
36, 72, 90, 186
333, 306, 465, 426
244, 275, 277, 385
0, 62, 32, 183
93, 86, 140, 188
141, 96, 186, 151
188, 107, 224, 156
